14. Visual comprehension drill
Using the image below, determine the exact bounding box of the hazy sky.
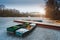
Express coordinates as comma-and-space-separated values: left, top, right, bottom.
0, 0, 46, 12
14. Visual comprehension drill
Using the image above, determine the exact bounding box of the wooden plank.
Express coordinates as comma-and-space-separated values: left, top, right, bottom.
14, 20, 60, 30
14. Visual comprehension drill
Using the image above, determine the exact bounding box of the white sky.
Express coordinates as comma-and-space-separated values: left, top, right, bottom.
6, 5, 45, 13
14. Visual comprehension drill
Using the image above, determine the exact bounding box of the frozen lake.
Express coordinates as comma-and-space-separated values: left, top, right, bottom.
0, 17, 60, 40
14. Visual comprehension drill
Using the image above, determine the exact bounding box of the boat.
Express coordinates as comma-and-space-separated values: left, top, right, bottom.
15, 23, 36, 36
7, 22, 36, 36
7, 24, 24, 34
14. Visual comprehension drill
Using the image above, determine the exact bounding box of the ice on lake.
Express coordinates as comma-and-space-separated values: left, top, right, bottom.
0, 17, 60, 40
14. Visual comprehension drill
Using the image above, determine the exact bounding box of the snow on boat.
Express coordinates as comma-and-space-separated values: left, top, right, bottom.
15, 23, 36, 36
7, 22, 36, 36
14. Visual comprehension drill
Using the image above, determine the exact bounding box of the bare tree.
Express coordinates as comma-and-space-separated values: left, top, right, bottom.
45, 0, 60, 20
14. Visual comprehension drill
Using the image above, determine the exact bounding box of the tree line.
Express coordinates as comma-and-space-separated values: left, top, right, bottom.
0, 4, 40, 17
0, 9, 40, 17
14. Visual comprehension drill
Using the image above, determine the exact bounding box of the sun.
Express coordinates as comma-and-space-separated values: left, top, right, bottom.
39, 9, 46, 15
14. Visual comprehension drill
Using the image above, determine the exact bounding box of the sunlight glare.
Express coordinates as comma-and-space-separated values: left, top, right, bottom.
39, 9, 46, 15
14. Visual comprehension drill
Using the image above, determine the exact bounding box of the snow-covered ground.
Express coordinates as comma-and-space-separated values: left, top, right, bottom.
0, 17, 60, 40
